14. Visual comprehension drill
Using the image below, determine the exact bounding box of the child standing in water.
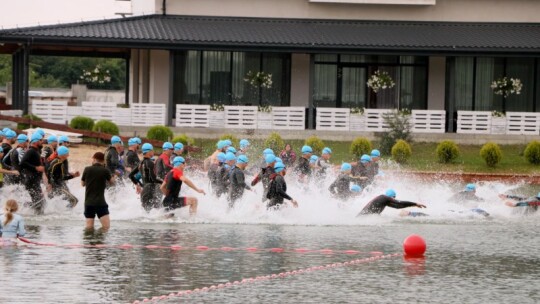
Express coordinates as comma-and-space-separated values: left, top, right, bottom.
0, 200, 26, 242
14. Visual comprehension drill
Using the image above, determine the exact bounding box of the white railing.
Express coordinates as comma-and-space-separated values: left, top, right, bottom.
272, 107, 305, 130
115, 108, 132, 126
412, 110, 446, 133
0, 109, 23, 117
175, 104, 210, 128
66, 106, 83, 122
457, 111, 491, 134
82, 101, 116, 121
506, 112, 540, 135
316, 108, 350, 131
131, 103, 167, 126
31, 100, 68, 124
225, 106, 257, 129
365, 109, 392, 132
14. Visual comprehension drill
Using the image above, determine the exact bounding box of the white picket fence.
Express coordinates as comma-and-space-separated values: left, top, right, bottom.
272, 107, 305, 130
175, 104, 210, 128
456, 111, 491, 134
175, 105, 306, 130
364, 109, 392, 132
505, 112, 540, 135
316, 108, 350, 131
30, 100, 167, 126
0, 109, 23, 117
411, 110, 446, 133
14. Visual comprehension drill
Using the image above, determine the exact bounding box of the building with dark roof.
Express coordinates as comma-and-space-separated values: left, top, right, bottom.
1, 0, 539, 131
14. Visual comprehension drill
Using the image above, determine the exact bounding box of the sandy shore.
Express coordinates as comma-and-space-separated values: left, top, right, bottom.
67, 144, 105, 173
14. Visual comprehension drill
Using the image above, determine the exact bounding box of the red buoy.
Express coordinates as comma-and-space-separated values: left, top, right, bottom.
403, 234, 426, 257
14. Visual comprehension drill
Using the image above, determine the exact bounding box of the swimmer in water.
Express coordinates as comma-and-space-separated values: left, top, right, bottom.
357, 189, 426, 216
450, 183, 484, 203
500, 192, 540, 214
0, 199, 26, 243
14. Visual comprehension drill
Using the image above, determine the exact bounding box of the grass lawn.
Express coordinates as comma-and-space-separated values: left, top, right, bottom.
186, 137, 540, 174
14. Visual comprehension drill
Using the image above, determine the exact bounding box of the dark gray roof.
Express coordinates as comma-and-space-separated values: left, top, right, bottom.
1, 14, 539, 54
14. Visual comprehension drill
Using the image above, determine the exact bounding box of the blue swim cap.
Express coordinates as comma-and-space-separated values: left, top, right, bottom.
322, 147, 332, 155
240, 139, 250, 148
351, 185, 362, 193
57, 146, 69, 156
217, 140, 227, 150
17, 134, 28, 143
224, 139, 232, 146
237, 155, 249, 164
172, 156, 185, 166
301, 145, 313, 154
111, 136, 122, 145
133, 137, 142, 144
227, 146, 237, 154
341, 163, 352, 171
225, 152, 236, 162
35, 128, 45, 136
58, 135, 70, 144
162, 142, 173, 150
47, 135, 58, 144
5, 130, 16, 139
310, 155, 319, 163
2, 128, 10, 133
217, 152, 226, 163
0, 146, 3, 153
385, 189, 396, 198
0, 131, 3, 137
142, 143, 153, 154
265, 154, 276, 164
360, 154, 372, 163
371, 149, 381, 157
263, 148, 274, 155
128, 138, 137, 146
465, 183, 476, 192
275, 157, 282, 163
174, 142, 184, 151
30, 132, 43, 143
274, 162, 286, 173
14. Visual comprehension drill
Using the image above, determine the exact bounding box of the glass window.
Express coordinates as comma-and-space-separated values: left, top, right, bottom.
400, 66, 427, 110
232, 52, 259, 105
505, 58, 535, 112
202, 51, 231, 104
172, 51, 200, 104
475, 57, 504, 111
448, 57, 474, 111
314, 54, 338, 63
262, 53, 290, 106
313, 64, 337, 107
340, 55, 369, 63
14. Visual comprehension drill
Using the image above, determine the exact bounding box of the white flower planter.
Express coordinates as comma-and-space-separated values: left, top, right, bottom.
257, 112, 273, 129
350, 114, 367, 131
209, 111, 225, 128
491, 117, 507, 135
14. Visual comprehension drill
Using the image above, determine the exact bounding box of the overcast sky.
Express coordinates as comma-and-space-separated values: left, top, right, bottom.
0, 0, 126, 29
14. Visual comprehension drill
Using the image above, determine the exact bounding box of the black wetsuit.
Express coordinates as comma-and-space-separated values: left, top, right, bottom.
329, 174, 355, 201
352, 163, 371, 188
41, 145, 55, 169
2, 143, 15, 185
228, 166, 251, 207
316, 158, 332, 181
129, 157, 163, 211
105, 146, 123, 175
266, 174, 292, 209
294, 157, 311, 178
208, 162, 221, 197
9, 146, 24, 184
155, 153, 173, 181
47, 158, 78, 207
357, 195, 418, 216
162, 168, 187, 211
20, 146, 45, 214
124, 149, 140, 173
251, 165, 275, 202
450, 191, 484, 203
506, 195, 539, 213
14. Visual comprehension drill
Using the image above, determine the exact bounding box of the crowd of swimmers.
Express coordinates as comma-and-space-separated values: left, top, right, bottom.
1, 128, 540, 238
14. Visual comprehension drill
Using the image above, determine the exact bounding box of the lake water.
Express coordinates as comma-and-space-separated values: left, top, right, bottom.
1, 171, 539, 303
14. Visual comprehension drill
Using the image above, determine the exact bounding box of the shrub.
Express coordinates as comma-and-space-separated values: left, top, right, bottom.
92, 120, 119, 135
219, 134, 239, 148
480, 142, 502, 167
146, 125, 173, 142
69, 116, 94, 131
17, 114, 42, 130
304, 136, 325, 154
524, 141, 540, 165
264, 132, 285, 153
378, 110, 413, 155
436, 140, 460, 163
172, 134, 195, 147
391, 139, 412, 164
350, 137, 372, 158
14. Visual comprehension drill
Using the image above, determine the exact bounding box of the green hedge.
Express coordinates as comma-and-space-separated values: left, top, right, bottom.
304, 136, 325, 154
146, 125, 173, 142
264, 132, 285, 153
480, 142, 502, 167
524, 141, 540, 165
391, 139, 412, 164
92, 120, 119, 135
436, 140, 460, 163
350, 137, 372, 158
69, 116, 94, 131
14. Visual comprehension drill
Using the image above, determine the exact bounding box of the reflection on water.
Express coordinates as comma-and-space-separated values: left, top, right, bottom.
1, 173, 539, 303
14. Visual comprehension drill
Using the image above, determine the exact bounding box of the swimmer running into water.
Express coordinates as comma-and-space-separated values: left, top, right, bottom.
357, 189, 426, 216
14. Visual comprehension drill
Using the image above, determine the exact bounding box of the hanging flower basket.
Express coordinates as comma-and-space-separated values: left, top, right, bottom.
491, 77, 522, 98
244, 71, 273, 89
367, 70, 395, 93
